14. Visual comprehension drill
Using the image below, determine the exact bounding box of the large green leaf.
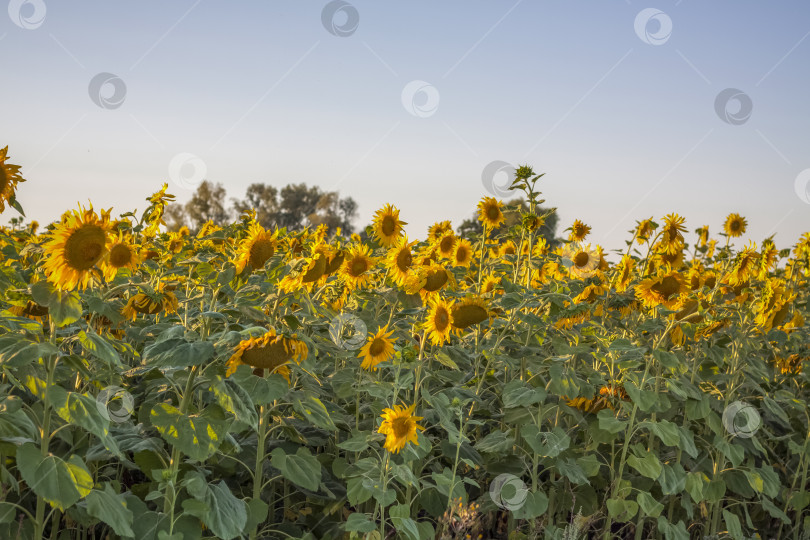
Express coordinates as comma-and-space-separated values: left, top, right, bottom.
0, 337, 58, 368
627, 450, 662, 480
202, 481, 247, 540
78, 329, 122, 367
16, 443, 93, 511
144, 339, 214, 369
292, 394, 336, 431
271, 447, 322, 491
229, 367, 288, 405
49, 289, 83, 327
85, 484, 134, 537
149, 403, 228, 462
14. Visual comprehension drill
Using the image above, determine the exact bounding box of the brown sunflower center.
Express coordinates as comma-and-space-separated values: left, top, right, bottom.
396, 248, 412, 272
730, 220, 742, 232
381, 216, 396, 236
574, 251, 590, 268
451, 304, 488, 328
326, 252, 345, 275
503, 245, 515, 255
0, 166, 9, 193
249, 238, 275, 269
433, 307, 450, 331
350, 257, 369, 277
440, 236, 454, 253
369, 337, 387, 357
455, 246, 469, 263
391, 416, 412, 438
64, 224, 107, 271
486, 205, 500, 221
302, 255, 327, 283
651, 275, 681, 300
109, 243, 133, 268
241, 340, 291, 370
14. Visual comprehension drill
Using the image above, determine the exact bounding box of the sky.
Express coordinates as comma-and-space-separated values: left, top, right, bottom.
3, 0, 810, 255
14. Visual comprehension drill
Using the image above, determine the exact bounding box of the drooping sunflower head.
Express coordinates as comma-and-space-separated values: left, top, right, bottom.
723, 213, 747, 238
615, 254, 635, 293
403, 263, 453, 299
377, 403, 424, 454
568, 219, 591, 242
226, 328, 308, 377
0, 146, 25, 213
725, 241, 759, 287
635, 271, 689, 309
235, 222, 278, 273
450, 296, 490, 330
425, 297, 453, 346
372, 203, 406, 247
42, 204, 112, 290
658, 214, 687, 254
634, 218, 656, 245
696, 225, 710, 248
122, 283, 179, 321
477, 197, 505, 230
358, 325, 396, 371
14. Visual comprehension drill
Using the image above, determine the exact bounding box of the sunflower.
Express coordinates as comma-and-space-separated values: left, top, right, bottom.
561, 243, 599, 279
372, 204, 406, 247
435, 231, 457, 259
481, 274, 503, 295
758, 240, 778, 280
723, 213, 747, 238
634, 218, 655, 245
425, 297, 453, 346
696, 226, 710, 248
340, 244, 377, 290
122, 283, 179, 321
574, 283, 606, 304
404, 263, 453, 300
386, 236, 415, 285
657, 214, 687, 255
450, 297, 489, 330
452, 239, 474, 267
755, 278, 794, 331
725, 242, 759, 286
42, 204, 111, 290
225, 328, 308, 377
532, 237, 549, 258
278, 246, 330, 293
428, 220, 453, 242
614, 254, 635, 293
377, 403, 424, 454
499, 240, 517, 258
635, 271, 689, 310
103, 237, 140, 280
0, 146, 25, 213
358, 325, 396, 371
568, 220, 591, 242
166, 231, 185, 254
477, 197, 505, 230
235, 222, 278, 273
705, 239, 717, 258
522, 213, 544, 232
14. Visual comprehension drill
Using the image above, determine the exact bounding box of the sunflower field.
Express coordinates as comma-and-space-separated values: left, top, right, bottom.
1, 152, 810, 540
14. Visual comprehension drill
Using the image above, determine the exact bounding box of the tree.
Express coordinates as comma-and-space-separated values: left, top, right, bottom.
232, 183, 278, 228
163, 204, 188, 232
185, 181, 230, 230
457, 197, 559, 246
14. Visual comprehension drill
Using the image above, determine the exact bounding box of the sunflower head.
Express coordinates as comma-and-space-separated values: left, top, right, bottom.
435, 231, 457, 259
378, 403, 425, 454
226, 329, 308, 377
104, 238, 140, 279
427, 220, 453, 242
372, 204, 406, 247
0, 146, 25, 214
450, 297, 490, 330
568, 219, 591, 242
453, 238, 474, 267
477, 197, 505, 230
358, 325, 396, 371
425, 297, 453, 346
43, 204, 112, 290
341, 244, 377, 290
723, 213, 747, 238
386, 236, 414, 285
634, 218, 656, 245
635, 271, 689, 310
561, 243, 599, 279
235, 223, 278, 273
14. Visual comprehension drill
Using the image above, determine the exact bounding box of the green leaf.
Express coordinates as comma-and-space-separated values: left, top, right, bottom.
389, 503, 420, 540
149, 403, 228, 462
85, 484, 134, 537
0, 405, 37, 444
0, 337, 59, 369
640, 420, 679, 446
344, 513, 376, 533
723, 509, 743, 540
48, 386, 114, 446
502, 381, 545, 408
597, 409, 627, 434
624, 380, 658, 412
557, 458, 589, 485
230, 367, 288, 405
244, 497, 269, 533
685, 472, 706, 503
201, 481, 247, 540
636, 491, 663, 517
78, 329, 121, 367
49, 289, 82, 327
657, 463, 686, 495
474, 430, 514, 454
210, 377, 258, 429
434, 351, 459, 370
512, 490, 548, 519
144, 339, 214, 369
271, 447, 322, 491
627, 450, 662, 480
16, 443, 93, 511
656, 517, 689, 540
606, 498, 638, 522
293, 394, 336, 431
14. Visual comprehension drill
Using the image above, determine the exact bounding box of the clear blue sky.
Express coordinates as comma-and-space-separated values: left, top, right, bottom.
4, 1, 810, 253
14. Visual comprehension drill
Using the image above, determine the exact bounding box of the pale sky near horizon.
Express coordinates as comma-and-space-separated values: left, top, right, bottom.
3, 1, 810, 256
